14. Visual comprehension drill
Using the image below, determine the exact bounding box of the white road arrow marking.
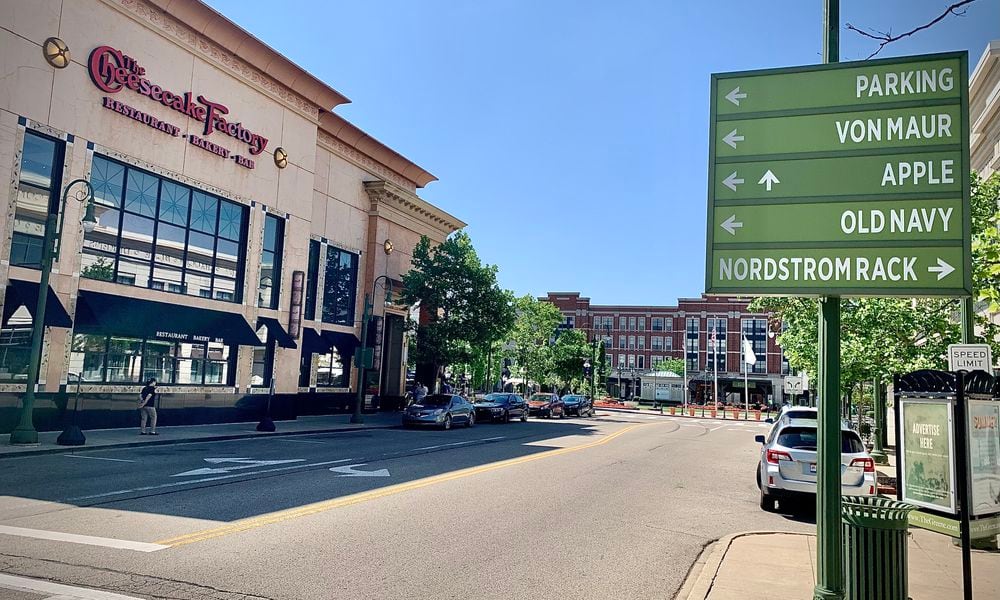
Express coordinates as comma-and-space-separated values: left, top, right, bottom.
928, 258, 955, 280
722, 128, 744, 149
720, 214, 744, 235
757, 169, 780, 191
723, 171, 744, 192
172, 457, 304, 477
725, 86, 747, 106
329, 463, 391, 477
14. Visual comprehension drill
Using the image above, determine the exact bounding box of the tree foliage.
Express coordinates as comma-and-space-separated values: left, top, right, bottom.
549, 328, 592, 392
652, 357, 685, 375
508, 295, 563, 392
401, 232, 515, 380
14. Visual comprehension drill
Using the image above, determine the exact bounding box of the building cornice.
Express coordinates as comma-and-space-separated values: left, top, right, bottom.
319, 112, 437, 190
363, 181, 465, 241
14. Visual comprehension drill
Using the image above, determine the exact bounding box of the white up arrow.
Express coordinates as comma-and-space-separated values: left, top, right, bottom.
720, 214, 743, 235
725, 86, 747, 106
758, 169, 780, 191
172, 457, 305, 477
722, 128, 744, 149
722, 171, 744, 192
329, 463, 391, 477
927, 258, 955, 280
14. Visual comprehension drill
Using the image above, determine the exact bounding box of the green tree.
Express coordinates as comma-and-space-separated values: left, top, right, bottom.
549, 328, 591, 392
596, 341, 608, 397
401, 232, 515, 387
652, 357, 685, 375
81, 257, 114, 281
508, 295, 562, 394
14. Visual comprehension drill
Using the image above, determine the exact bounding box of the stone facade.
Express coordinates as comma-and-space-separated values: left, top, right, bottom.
0, 0, 464, 431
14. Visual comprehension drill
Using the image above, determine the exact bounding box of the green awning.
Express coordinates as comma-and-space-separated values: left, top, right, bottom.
75, 290, 262, 346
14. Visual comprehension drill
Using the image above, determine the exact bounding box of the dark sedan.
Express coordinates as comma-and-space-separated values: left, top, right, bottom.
473, 393, 528, 423
561, 394, 593, 417
527, 393, 564, 418
402, 394, 475, 430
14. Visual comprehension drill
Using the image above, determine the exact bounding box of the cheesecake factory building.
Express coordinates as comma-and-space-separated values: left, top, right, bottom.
0, 0, 463, 431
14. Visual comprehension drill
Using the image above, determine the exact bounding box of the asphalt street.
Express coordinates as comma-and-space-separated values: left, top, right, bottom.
0, 411, 812, 600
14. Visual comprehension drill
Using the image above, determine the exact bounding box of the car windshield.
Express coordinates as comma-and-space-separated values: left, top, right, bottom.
783, 410, 817, 420
529, 395, 552, 402
480, 394, 506, 403
563, 396, 583, 402
418, 395, 451, 407
776, 427, 866, 453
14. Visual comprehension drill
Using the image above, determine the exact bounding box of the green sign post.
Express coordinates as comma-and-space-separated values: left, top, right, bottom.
706, 52, 970, 296
705, 4, 971, 599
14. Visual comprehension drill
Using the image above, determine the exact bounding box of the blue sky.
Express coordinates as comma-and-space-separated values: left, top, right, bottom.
207, 0, 999, 305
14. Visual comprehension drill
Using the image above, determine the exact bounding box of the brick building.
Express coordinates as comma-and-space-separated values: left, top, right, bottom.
542, 292, 791, 404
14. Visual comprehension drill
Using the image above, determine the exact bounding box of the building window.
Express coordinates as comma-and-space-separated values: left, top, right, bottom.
321, 246, 359, 326
258, 214, 284, 309
605, 354, 612, 366
628, 335, 635, 349
316, 348, 347, 387
618, 335, 626, 349
83, 156, 247, 303
305, 240, 320, 320
12, 131, 65, 268
652, 317, 663, 331
686, 317, 699, 371
604, 335, 613, 349
742, 318, 768, 374
665, 336, 673, 351
638, 355, 645, 369
706, 317, 727, 372
652, 336, 663, 351
250, 325, 273, 387
637, 336, 645, 350
618, 354, 626, 367
629, 316, 636, 331
69, 333, 234, 385
628, 354, 636, 368
565, 316, 575, 328
619, 316, 626, 330
664, 318, 673, 332
0, 306, 34, 381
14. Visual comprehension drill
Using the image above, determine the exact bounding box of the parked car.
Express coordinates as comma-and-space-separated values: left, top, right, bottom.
474, 393, 528, 423
527, 393, 564, 418
402, 394, 475, 430
755, 415, 876, 512
561, 394, 593, 417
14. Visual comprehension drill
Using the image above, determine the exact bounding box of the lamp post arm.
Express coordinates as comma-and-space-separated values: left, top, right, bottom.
55, 179, 94, 262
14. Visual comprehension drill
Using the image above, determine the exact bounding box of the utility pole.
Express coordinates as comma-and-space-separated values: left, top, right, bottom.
814, 3, 843, 599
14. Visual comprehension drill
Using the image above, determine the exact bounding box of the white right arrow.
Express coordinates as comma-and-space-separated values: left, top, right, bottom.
720, 214, 743, 236
758, 169, 780, 191
927, 258, 955, 280
725, 86, 747, 106
722, 171, 744, 192
330, 463, 391, 477
722, 128, 744, 149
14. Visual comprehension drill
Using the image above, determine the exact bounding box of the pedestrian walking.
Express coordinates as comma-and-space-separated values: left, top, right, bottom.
138, 378, 159, 435
414, 382, 428, 405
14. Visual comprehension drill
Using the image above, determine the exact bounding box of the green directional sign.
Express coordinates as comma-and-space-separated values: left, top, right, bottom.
706, 52, 971, 296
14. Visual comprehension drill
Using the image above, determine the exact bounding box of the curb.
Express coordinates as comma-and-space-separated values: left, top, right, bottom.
673, 531, 813, 600
0, 423, 398, 459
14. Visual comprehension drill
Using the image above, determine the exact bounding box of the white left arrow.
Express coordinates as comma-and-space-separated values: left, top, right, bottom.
927, 258, 955, 280
330, 463, 390, 477
758, 169, 780, 191
172, 457, 304, 477
720, 214, 743, 236
722, 128, 744, 149
722, 171, 744, 192
725, 86, 747, 106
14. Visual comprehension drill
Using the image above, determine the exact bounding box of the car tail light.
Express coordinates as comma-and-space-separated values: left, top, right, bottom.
851, 458, 876, 473
766, 449, 792, 464
869, 485, 875, 495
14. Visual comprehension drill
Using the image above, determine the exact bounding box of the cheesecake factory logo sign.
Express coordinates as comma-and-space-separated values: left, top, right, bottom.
88, 45, 268, 169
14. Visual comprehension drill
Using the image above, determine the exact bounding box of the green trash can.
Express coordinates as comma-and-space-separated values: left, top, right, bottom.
841, 496, 917, 600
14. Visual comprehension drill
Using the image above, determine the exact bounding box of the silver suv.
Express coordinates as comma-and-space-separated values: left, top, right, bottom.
755, 413, 876, 512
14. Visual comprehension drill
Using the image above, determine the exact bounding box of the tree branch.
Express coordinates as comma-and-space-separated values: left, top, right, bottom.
846, 0, 976, 59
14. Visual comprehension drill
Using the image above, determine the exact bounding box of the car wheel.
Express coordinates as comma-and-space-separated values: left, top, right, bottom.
520, 411, 528, 422
442, 415, 452, 430
759, 487, 776, 512
466, 412, 475, 428
503, 410, 510, 424
558, 408, 565, 419
755, 465, 762, 489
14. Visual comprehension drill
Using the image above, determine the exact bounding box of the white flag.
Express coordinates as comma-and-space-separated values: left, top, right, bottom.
742, 337, 756, 366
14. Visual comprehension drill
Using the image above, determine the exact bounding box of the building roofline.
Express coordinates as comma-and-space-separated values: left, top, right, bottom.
971, 40, 1000, 94
320, 112, 438, 189
150, 0, 351, 111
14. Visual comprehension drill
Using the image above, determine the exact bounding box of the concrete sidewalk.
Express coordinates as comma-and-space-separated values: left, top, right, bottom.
0, 412, 401, 458
676, 528, 1000, 600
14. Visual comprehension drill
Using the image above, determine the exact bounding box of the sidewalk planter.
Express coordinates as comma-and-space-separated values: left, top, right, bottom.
669, 407, 675, 415
753, 410, 761, 420
709, 409, 717, 418
730, 409, 739, 419
842, 496, 917, 600
688, 407, 695, 417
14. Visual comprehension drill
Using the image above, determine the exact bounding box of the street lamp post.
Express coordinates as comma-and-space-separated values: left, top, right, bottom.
10, 178, 97, 445
56, 372, 85, 446
351, 240, 394, 425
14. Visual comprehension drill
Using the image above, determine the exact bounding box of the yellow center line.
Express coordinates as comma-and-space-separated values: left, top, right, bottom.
156, 423, 645, 548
